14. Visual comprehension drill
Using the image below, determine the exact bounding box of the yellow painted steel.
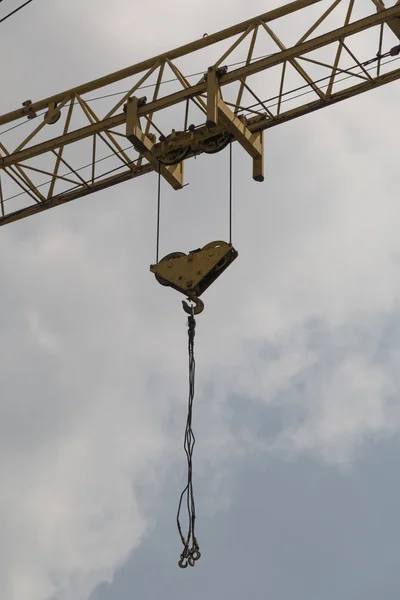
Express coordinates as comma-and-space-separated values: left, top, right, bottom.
0, 0, 399, 226
150, 241, 238, 314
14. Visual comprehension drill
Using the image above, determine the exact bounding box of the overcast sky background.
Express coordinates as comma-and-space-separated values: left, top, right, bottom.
1, 1, 400, 599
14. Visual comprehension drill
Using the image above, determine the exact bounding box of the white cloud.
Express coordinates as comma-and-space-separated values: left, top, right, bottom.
287, 353, 395, 463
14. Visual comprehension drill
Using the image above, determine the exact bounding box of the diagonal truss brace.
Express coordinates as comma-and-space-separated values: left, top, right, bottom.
0, 0, 400, 227
206, 67, 264, 182
2, 5, 400, 173
126, 97, 184, 190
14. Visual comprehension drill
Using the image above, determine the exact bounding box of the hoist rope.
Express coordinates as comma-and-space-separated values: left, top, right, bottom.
177, 312, 201, 568
156, 160, 161, 263
229, 141, 233, 245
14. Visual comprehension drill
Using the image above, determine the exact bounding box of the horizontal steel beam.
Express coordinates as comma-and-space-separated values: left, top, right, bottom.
0, 164, 153, 226
1, 65, 399, 228
0, 0, 322, 128
249, 66, 400, 132
1, 5, 399, 171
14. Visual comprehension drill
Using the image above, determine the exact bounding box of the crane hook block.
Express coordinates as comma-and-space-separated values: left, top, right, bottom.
150, 240, 238, 313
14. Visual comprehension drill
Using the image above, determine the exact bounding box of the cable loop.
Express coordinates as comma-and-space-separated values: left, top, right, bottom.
176, 312, 200, 567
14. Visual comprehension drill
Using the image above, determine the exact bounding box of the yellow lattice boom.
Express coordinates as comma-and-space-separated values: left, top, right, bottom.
0, 0, 399, 226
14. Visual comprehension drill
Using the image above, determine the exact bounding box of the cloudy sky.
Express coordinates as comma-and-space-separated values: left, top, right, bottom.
1, 1, 400, 599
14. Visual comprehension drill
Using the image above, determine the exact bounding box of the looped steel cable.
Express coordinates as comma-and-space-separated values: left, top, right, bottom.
177, 310, 201, 568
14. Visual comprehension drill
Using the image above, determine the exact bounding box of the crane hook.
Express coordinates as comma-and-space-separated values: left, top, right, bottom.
178, 556, 189, 568
182, 296, 204, 315
178, 545, 190, 568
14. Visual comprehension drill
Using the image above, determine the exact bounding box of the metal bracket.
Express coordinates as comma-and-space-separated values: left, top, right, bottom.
206, 66, 264, 182
373, 0, 400, 39
22, 100, 37, 120
126, 96, 184, 190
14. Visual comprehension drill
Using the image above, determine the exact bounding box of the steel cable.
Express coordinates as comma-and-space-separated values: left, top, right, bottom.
177, 313, 201, 568
0, 0, 34, 24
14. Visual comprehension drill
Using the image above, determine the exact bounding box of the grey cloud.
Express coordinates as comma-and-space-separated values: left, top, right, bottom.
1, 1, 400, 598
89, 433, 400, 600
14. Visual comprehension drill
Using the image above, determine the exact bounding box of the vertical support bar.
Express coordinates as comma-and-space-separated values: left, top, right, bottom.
91, 134, 97, 184
206, 67, 221, 128
126, 96, 147, 153
253, 131, 264, 182
0, 174, 4, 217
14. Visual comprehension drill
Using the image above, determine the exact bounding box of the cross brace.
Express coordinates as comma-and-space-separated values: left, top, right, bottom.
1, 3, 398, 175
0, 0, 399, 226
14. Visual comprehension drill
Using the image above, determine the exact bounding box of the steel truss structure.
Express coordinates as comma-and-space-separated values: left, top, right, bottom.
0, 0, 399, 226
